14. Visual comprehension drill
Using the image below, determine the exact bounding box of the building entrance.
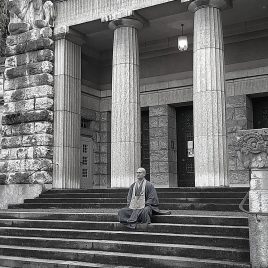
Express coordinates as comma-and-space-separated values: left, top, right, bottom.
176, 106, 195, 187
141, 111, 150, 181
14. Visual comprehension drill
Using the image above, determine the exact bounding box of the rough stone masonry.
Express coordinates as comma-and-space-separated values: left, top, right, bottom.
0, 26, 54, 185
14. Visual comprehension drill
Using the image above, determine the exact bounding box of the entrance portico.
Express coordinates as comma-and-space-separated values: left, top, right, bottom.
50, 0, 268, 189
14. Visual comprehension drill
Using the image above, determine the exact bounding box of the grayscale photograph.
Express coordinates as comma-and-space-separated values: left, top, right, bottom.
0, 0, 267, 267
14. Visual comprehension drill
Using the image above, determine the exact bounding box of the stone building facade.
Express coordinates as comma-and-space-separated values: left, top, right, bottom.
0, 0, 268, 206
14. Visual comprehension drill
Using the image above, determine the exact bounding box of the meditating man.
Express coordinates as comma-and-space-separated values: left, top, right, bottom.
118, 167, 160, 229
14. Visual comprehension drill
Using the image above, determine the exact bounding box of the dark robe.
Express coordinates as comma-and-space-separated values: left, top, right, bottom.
118, 180, 160, 229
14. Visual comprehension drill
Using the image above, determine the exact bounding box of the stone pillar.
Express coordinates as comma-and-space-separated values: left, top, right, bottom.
53, 27, 82, 189
109, 19, 143, 188
235, 129, 268, 268
189, 0, 230, 186
149, 105, 177, 187
0, 27, 54, 184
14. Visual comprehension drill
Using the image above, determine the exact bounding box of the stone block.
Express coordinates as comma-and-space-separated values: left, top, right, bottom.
149, 105, 168, 117
0, 174, 7, 185
33, 146, 53, 159
35, 97, 53, 110
2, 125, 12, 137
149, 117, 158, 128
34, 122, 53, 134
4, 89, 25, 102
22, 134, 53, 147
150, 139, 159, 151
6, 172, 31, 184
17, 147, 34, 159
5, 61, 53, 79
150, 150, 168, 162
1, 136, 22, 149
0, 149, 10, 160
30, 171, 52, 184
94, 153, 100, 163
234, 107, 247, 120
150, 173, 169, 186
5, 49, 54, 68
150, 127, 168, 138
6, 38, 54, 57
2, 110, 53, 125
25, 158, 52, 171
6, 28, 53, 46
226, 107, 235, 120
226, 95, 246, 108
11, 123, 35, 136
228, 170, 250, 185
25, 85, 53, 99
4, 73, 53, 91
6, 160, 25, 173
159, 139, 169, 150
4, 99, 35, 113
228, 157, 237, 171
158, 162, 169, 173
100, 153, 108, 164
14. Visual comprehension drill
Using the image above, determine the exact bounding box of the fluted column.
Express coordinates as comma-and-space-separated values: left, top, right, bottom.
53, 30, 82, 189
109, 19, 143, 188
189, 0, 230, 186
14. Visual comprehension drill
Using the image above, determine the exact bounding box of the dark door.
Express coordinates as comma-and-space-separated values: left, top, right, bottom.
141, 111, 150, 181
253, 97, 268, 129
176, 106, 195, 187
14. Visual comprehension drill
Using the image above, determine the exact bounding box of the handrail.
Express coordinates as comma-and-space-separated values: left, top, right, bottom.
239, 191, 268, 216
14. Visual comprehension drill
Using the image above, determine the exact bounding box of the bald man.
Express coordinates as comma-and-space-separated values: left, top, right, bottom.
118, 168, 160, 229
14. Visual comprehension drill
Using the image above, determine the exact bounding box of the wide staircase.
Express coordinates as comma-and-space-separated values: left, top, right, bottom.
0, 187, 250, 267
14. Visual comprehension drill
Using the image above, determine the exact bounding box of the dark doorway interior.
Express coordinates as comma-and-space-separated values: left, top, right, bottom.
252, 96, 268, 129
176, 106, 195, 187
141, 110, 150, 181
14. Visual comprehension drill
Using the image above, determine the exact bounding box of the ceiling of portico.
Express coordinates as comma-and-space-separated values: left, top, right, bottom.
72, 0, 268, 55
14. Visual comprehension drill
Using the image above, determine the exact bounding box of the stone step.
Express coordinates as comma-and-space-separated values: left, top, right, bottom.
25, 197, 248, 204
9, 202, 246, 211
0, 227, 249, 249
40, 192, 247, 198
46, 187, 249, 193
0, 255, 140, 268
0, 236, 250, 262
0, 212, 248, 226
0, 245, 250, 268
0, 219, 249, 237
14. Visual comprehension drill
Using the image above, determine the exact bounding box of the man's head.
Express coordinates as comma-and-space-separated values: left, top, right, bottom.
136, 167, 146, 181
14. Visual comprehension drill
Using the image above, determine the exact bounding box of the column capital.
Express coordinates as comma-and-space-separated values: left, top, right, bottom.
54, 26, 86, 46
188, 0, 232, 12
109, 18, 143, 31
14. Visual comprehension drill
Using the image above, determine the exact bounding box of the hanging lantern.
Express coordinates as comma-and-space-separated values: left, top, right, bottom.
178, 24, 188, 51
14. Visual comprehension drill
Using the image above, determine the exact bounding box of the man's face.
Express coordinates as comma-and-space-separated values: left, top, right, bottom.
136, 168, 145, 180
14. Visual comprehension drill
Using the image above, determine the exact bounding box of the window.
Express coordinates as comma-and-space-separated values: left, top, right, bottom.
82, 156, 88, 165
252, 97, 268, 129
81, 118, 91, 129
83, 144, 88, 153
82, 169, 88, 178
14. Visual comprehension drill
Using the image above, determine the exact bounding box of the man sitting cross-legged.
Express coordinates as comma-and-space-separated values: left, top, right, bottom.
118, 167, 160, 229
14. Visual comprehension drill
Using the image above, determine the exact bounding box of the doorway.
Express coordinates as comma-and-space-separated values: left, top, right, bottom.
141, 110, 150, 181
176, 106, 195, 187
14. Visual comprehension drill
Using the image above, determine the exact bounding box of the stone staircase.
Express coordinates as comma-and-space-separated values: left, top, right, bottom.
0, 187, 250, 267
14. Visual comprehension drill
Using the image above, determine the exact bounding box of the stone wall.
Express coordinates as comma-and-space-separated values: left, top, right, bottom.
226, 95, 253, 186
0, 27, 54, 185
149, 105, 177, 187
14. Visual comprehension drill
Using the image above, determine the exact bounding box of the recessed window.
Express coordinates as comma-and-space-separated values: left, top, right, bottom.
81, 118, 91, 129
82, 169, 88, 178
82, 156, 88, 165
253, 97, 268, 129
83, 144, 88, 153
